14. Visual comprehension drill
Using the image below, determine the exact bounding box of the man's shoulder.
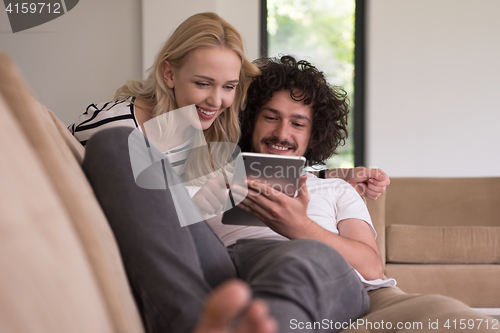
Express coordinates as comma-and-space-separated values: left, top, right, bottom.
304, 172, 355, 198
304, 171, 350, 186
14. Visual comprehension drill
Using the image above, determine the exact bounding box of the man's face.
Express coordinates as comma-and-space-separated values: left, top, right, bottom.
251, 89, 313, 157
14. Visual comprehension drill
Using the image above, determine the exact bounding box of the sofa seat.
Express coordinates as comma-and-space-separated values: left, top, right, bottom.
385, 264, 500, 308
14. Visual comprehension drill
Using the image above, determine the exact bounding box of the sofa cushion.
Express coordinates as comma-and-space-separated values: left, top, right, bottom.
0, 90, 116, 332
340, 285, 494, 332
0, 54, 143, 333
385, 264, 500, 308
366, 192, 386, 267
386, 224, 500, 264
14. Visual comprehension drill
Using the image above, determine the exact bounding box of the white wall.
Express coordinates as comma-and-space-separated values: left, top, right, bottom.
366, 0, 500, 177
2, 0, 498, 178
0, 0, 259, 126
142, 0, 260, 74
0, 0, 142, 126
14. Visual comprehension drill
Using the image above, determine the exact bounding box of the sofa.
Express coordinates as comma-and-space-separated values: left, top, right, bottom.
0, 52, 497, 332
382, 177, 500, 308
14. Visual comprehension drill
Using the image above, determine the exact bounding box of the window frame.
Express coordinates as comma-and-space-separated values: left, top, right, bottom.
259, 0, 366, 166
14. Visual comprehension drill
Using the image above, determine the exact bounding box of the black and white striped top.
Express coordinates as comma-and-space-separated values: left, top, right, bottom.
68, 99, 192, 174
68, 99, 138, 147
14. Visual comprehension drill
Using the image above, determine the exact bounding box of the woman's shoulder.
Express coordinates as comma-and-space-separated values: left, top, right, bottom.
85, 98, 135, 116
68, 98, 138, 145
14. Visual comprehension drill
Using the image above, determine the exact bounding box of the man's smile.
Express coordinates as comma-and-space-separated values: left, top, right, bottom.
262, 138, 296, 154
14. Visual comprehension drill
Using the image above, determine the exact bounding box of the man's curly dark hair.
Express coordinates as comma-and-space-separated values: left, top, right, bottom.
238, 55, 350, 166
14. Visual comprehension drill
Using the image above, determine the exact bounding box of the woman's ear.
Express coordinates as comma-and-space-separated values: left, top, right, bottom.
162, 60, 175, 89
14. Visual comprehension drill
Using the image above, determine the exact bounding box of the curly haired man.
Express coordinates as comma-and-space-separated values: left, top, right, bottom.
205, 55, 394, 332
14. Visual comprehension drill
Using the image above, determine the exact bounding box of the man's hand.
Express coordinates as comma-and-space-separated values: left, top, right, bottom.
328, 168, 390, 201
192, 176, 228, 217
234, 175, 315, 239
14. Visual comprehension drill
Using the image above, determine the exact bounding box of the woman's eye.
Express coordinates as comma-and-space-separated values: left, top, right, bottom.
195, 82, 209, 87
224, 85, 236, 91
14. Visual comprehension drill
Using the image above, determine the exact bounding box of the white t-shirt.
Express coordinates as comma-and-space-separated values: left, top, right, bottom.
205, 172, 375, 247
193, 172, 396, 290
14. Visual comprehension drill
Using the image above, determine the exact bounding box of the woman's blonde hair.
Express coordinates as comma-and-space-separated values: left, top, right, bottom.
115, 12, 260, 183
115, 12, 260, 146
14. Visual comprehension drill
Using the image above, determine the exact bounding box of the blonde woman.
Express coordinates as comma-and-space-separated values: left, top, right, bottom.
71, 12, 259, 217
77, 12, 277, 333
70, 12, 259, 172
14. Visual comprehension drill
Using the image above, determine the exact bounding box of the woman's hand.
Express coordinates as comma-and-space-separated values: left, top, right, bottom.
327, 168, 390, 200
192, 176, 228, 217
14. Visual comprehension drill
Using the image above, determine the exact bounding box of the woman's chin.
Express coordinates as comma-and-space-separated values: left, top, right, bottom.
200, 120, 215, 131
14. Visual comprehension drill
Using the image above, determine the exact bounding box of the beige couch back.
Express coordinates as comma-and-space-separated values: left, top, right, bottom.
0, 54, 144, 333
386, 177, 500, 227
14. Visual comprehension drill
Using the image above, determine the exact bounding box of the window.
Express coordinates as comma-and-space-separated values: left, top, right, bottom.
261, 0, 365, 168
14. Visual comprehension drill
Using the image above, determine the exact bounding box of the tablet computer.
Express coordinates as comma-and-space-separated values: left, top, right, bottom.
222, 152, 306, 226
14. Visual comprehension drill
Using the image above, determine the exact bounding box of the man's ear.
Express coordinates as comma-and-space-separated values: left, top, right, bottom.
161, 60, 175, 89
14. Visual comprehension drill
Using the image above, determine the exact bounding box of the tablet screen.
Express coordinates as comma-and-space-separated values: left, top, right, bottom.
222, 153, 306, 226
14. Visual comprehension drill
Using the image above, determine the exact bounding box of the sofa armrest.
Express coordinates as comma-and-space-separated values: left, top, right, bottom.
366, 191, 387, 268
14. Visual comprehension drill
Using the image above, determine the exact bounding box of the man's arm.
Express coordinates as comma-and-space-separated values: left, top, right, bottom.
305, 218, 383, 281
316, 167, 390, 201
235, 175, 383, 281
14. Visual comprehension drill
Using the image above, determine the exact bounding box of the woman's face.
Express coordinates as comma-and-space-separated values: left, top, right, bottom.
162, 47, 242, 130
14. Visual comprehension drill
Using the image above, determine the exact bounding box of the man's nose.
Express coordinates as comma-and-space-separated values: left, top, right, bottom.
273, 121, 290, 141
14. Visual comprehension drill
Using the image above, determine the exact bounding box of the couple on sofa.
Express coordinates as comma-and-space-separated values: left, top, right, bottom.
71, 12, 390, 333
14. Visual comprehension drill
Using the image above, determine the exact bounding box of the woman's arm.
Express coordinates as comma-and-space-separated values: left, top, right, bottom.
317, 167, 390, 200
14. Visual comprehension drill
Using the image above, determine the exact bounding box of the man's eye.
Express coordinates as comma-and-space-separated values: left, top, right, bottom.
293, 123, 305, 127
265, 116, 277, 120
